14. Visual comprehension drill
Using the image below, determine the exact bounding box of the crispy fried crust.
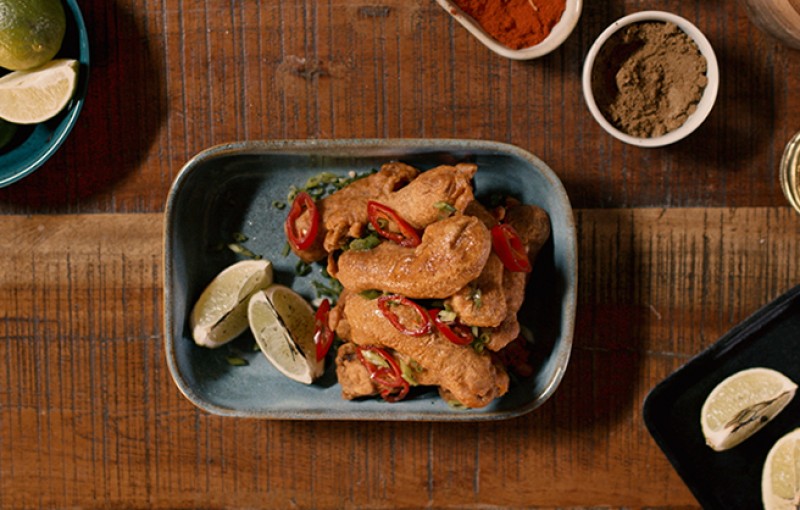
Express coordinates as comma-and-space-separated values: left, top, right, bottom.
342, 294, 509, 408
331, 214, 492, 299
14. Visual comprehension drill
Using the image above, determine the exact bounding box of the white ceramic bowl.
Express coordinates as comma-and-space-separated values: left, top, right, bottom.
582, 11, 719, 148
436, 0, 583, 60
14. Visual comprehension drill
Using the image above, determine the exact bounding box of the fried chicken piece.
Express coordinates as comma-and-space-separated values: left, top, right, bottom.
446, 253, 507, 327
290, 162, 478, 263
335, 343, 426, 400
336, 343, 377, 400
505, 202, 551, 253
331, 214, 492, 299
380, 163, 477, 229
341, 293, 509, 408
482, 203, 552, 351
446, 201, 551, 331
291, 161, 420, 262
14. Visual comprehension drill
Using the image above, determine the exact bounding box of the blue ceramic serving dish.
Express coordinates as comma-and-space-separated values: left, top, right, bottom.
0, 0, 90, 188
163, 139, 578, 421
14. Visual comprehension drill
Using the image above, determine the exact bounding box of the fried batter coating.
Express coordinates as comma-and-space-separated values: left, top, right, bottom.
331, 214, 491, 299
341, 294, 509, 408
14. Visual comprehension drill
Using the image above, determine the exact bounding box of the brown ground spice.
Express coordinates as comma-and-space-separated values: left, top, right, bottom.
591, 21, 708, 138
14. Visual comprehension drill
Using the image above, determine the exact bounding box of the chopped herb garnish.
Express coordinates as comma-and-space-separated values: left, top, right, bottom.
446, 399, 468, 410
471, 331, 490, 354
295, 260, 312, 276
470, 287, 483, 309
348, 233, 382, 251
287, 185, 299, 202
281, 242, 291, 257
226, 355, 249, 367
227, 243, 261, 259
273, 200, 286, 210
400, 358, 423, 386
434, 201, 457, 214
359, 289, 383, 300
232, 232, 248, 243
437, 309, 457, 323
312, 279, 343, 299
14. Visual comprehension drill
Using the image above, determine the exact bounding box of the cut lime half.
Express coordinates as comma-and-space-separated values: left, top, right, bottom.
190, 259, 274, 348
762, 428, 800, 510
247, 285, 323, 384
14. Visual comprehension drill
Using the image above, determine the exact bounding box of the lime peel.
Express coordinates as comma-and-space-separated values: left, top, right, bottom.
0, 0, 66, 71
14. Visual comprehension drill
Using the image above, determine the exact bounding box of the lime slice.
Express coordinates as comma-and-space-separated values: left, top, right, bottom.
701, 367, 797, 451
190, 259, 273, 348
0, 58, 78, 124
762, 428, 800, 509
247, 285, 323, 384
0, 0, 66, 71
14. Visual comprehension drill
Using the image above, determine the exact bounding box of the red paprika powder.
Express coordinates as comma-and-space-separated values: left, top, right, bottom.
452, 0, 567, 50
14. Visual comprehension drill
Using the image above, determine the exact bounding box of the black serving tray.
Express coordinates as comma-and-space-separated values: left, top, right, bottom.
643, 284, 800, 509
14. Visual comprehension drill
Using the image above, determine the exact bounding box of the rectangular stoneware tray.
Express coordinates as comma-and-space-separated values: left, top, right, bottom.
644, 284, 800, 507
163, 139, 577, 421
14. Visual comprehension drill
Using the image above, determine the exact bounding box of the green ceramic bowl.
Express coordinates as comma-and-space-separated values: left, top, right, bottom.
164, 139, 578, 421
0, 0, 90, 188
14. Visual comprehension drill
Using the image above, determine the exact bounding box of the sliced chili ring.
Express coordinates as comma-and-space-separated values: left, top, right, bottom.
377, 294, 432, 337
428, 309, 474, 346
285, 191, 320, 251
491, 223, 532, 273
355, 346, 410, 403
366, 200, 421, 248
313, 298, 334, 362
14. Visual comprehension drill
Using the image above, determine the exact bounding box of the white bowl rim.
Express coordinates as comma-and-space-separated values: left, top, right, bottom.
436, 0, 583, 60
581, 10, 720, 148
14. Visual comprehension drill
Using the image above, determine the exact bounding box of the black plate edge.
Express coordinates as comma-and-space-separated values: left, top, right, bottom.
642, 283, 800, 508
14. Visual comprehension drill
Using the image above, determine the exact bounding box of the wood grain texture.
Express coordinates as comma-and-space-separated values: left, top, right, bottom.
1, 209, 798, 508
0, 0, 798, 213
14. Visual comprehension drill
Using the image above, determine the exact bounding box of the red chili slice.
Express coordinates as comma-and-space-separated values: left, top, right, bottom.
285, 191, 320, 251
366, 200, 421, 248
491, 223, 532, 273
377, 294, 432, 337
313, 298, 334, 362
355, 346, 410, 402
428, 309, 474, 346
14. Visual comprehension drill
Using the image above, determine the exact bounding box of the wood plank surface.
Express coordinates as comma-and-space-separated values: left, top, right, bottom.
0, 0, 798, 213
1, 209, 798, 508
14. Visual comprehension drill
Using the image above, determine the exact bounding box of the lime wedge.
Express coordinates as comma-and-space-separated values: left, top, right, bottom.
0, 58, 78, 124
190, 259, 273, 348
762, 428, 800, 509
701, 367, 797, 451
247, 285, 323, 384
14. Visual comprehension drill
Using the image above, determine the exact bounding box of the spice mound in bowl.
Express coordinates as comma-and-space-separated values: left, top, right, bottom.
436, 0, 582, 60
582, 11, 719, 148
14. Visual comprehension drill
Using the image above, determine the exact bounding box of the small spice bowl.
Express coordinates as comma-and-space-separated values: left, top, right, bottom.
436, 0, 583, 60
582, 11, 719, 148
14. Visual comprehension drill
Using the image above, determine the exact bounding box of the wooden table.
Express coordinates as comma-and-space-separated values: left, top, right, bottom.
1, 0, 799, 508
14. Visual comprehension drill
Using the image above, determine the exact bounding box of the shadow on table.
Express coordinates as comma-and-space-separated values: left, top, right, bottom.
670, 33, 773, 169
0, 0, 167, 212
517, 208, 654, 434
